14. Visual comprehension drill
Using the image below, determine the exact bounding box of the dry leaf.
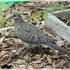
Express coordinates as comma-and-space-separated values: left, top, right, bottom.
0, 36, 5, 45
47, 56, 52, 64
55, 59, 66, 68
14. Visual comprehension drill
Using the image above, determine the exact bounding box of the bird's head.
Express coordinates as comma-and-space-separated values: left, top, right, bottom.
11, 12, 21, 20
5, 12, 28, 21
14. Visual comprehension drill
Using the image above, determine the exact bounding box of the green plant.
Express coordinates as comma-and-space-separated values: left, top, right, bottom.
0, 2, 14, 27
6, 20, 15, 26
29, 11, 42, 20
0, 11, 11, 27
0, 2, 13, 10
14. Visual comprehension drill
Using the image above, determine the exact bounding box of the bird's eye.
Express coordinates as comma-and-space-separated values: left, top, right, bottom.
13, 15, 16, 17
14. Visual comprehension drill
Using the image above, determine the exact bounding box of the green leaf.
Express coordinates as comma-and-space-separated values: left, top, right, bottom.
0, 2, 13, 10
43, 11, 48, 18
0, 15, 4, 23
6, 20, 15, 26
29, 11, 42, 20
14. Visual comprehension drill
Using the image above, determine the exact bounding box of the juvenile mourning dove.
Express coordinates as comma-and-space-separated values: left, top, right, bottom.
8, 12, 70, 55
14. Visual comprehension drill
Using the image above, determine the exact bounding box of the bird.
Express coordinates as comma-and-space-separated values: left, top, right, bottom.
8, 12, 70, 55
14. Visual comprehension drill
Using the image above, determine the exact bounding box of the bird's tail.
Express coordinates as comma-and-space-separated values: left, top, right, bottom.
49, 43, 70, 61
45, 43, 70, 55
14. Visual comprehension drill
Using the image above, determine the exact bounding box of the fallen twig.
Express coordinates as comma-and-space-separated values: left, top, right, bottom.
53, 9, 70, 18
44, 13, 70, 43
0, 26, 14, 33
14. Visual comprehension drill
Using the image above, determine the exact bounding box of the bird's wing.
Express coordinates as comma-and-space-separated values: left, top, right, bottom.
20, 22, 47, 44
